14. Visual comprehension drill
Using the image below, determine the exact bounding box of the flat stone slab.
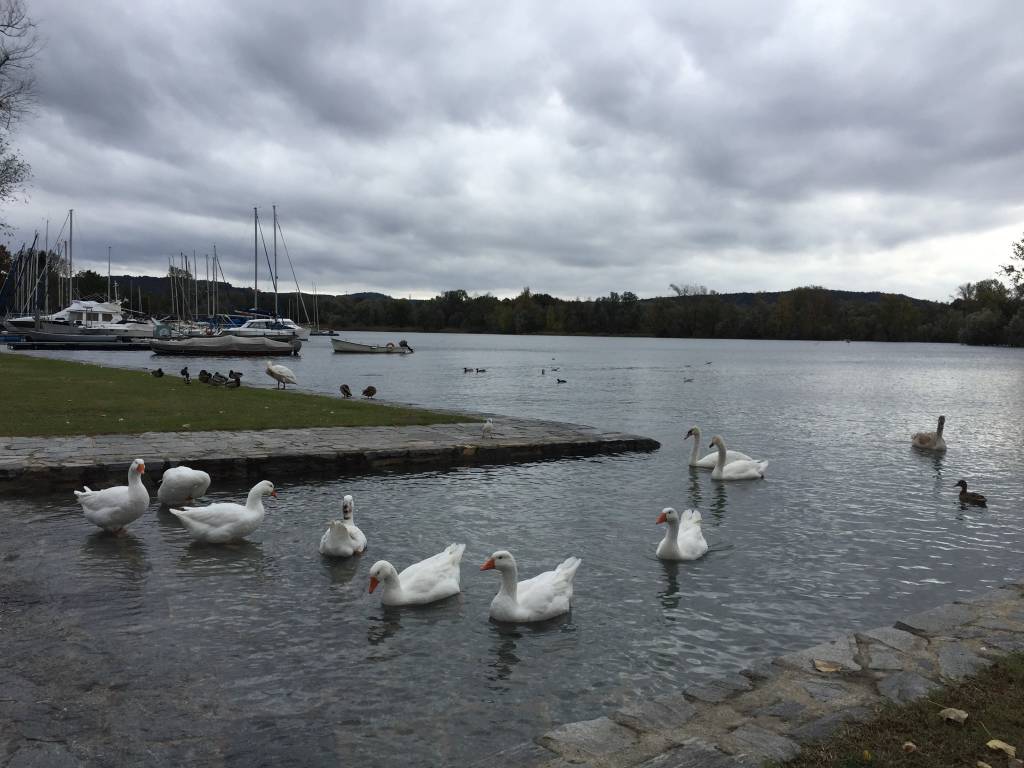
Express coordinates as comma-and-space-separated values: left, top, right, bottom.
935, 643, 990, 680
790, 707, 871, 743
684, 673, 752, 704
776, 635, 862, 673
0, 415, 659, 489
539, 717, 639, 762
895, 604, 979, 637
613, 695, 698, 733
637, 742, 752, 767
726, 724, 800, 761
876, 671, 940, 703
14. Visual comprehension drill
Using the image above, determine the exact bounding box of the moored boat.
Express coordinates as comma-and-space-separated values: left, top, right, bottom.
150, 335, 301, 356
331, 338, 414, 354
221, 317, 311, 341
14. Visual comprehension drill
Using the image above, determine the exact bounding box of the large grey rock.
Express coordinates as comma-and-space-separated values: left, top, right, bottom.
683, 674, 752, 704
865, 647, 904, 671
758, 699, 806, 720
801, 680, 851, 703
790, 707, 871, 743
876, 671, 939, 703
637, 742, 751, 768
539, 717, 638, 761
612, 695, 697, 733
728, 724, 800, 761
936, 644, 990, 680
8, 743, 81, 768
858, 626, 924, 653
475, 741, 561, 767
895, 604, 979, 637
776, 635, 862, 673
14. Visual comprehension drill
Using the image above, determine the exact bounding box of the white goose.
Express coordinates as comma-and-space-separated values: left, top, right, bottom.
911, 415, 946, 451
656, 507, 708, 561
157, 466, 212, 506
265, 360, 297, 390
368, 544, 466, 606
481, 550, 581, 623
709, 435, 768, 480
318, 494, 367, 557
684, 426, 752, 468
74, 458, 149, 533
170, 480, 276, 543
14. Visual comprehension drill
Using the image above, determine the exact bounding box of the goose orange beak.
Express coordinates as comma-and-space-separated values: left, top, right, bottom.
271, 490, 278, 497
368, 576, 379, 593
480, 558, 495, 571
137, 464, 145, 474
656, 512, 667, 525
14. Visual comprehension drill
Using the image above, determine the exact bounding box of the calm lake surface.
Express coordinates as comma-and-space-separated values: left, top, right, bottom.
4, 334, 1024, 766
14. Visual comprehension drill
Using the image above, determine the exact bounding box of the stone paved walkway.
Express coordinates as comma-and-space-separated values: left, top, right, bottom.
486, 580, 1024, 767
0, 415, 659, 489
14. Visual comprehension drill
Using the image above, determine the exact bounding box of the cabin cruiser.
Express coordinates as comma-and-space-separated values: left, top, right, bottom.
4, 299, 157, 338
220, 317, 311, 341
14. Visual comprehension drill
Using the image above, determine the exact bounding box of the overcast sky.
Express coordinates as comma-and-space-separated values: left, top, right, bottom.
4, 0, 1023, 301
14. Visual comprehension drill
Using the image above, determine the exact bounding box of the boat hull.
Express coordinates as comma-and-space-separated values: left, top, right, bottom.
150, 335, 301, 356
331, 338, 413, 354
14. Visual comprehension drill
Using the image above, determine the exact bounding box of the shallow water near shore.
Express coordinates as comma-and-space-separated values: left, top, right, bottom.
4, 334, 1024, 765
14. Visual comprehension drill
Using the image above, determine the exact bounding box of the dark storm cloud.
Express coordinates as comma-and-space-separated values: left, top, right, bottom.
4, 0, 1023, 302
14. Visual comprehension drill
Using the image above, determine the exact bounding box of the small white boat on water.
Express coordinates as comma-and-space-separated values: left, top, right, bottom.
331, 338, 414, 354
222, 317, 310, 341
150, 335, 301, 356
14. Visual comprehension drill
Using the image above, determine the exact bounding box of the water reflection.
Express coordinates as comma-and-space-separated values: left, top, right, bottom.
323, 554, 363, 586
686, 468, 703, 508
80, 531, 149, 577
367, 609, 402, 646
178, 540, 265, 576
487, 624, 522, 683
910, 445, 946, 478
658, 560, 681, 610
709, 483, 728, 520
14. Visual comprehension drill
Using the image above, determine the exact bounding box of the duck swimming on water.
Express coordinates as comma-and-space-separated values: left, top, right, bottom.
954, 480, 986, 506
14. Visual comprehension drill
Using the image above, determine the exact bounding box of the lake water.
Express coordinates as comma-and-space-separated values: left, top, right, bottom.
3, 334, 1024, 766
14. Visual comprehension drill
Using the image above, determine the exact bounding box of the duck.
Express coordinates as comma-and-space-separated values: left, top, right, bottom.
197, 369, 212, 384
339, 383, 353, 399
74, 458, 149, 533
464, 367, 473, 373
362, 386, 377, 399
225, 376, 241, 389
556, 378, 567, 384
180, 366, 190, 384
368, 544, 466, 606
954, 480, 987, 506
656, 507, 708, 561
169, 480, 276, 543
157, 466, 212, 506
150, 368, 164, 378
482, 418, 494, 438
210, 372, 228, 387
265, 360, 297, 390
228, 370, 243, 381
709, 435, 768, 480
684, 426, 753, 469
912, 415, 947, 451
318, 494, 366, 557
481, 550, 581, 623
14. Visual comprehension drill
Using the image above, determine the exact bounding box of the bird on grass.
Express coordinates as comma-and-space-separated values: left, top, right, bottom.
265, 360, 297, 390
180, 366, 190, 384
225, 376, 241, 389
228, 370, 243, 381
198, 369, 211, 384
339, 384, 353, 399
362, 386, 377, 399
954, 480, 987, 506
210, 372, 228, 387
150, 368, 164, 378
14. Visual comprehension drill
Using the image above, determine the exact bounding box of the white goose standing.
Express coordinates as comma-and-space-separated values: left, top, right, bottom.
367, 544, 466, 606
74, 458, 149, 533
318, 494, 367, 557
684, 426, 753, 468
656, 507, 708, 561
265, 360, 297, 390
481, 550, 581, 623
170, 480, 276, 543
709, 435, 768, 480
157, 466, 212, 506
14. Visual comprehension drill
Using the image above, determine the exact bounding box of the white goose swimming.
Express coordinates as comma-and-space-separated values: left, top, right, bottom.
709, 435, 768, 480
684, 426, 752, 468
911, 415, 946, 451
368, 544, 466, 606
656, 507, 708, 561
170, 480, 276, 543
74, 458, 149, 533
157, 466, 212, 506
318, 494, 367, 557
481, 550, 581, 623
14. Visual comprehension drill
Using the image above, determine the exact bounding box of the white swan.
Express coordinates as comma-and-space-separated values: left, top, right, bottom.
912, 415, 946, 451
656, 507, 708, 561
368, 544, 466, 606
685, 426, 752, 468
318, 494, 367, 557
157, 466, 212, 506
265, 360, 297, 390
74, 458, 149, 533
482, 418, 494, 439
170, 480, 276, 543
709, 435, 768, 480
481, 550, 581, 623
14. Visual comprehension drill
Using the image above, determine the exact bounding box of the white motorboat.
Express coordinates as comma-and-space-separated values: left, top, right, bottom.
331, 338, 414, 354
221, 317, 311, 341
4, 299, 157, 338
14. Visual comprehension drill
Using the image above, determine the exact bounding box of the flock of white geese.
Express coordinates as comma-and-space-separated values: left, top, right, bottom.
71, 415, 961, 623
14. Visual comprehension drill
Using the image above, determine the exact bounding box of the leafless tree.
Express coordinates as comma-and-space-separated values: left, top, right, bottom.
0, 0, 37, 215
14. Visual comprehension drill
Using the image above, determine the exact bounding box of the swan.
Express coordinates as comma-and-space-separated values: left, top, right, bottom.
481, 550, 581, 623
482, 418, 494, 438
709, 435, 768, 480
368, 544, 466, 606
265, 360, 297, 390
656, 507, 708, 561
912, 415, 946, 451
684, 426, 753, 468
157, 466, 212, 506
170, 480, 276, 543
954, 480, 986, 506
318, 494, 367, 557
74, 458, 149, 533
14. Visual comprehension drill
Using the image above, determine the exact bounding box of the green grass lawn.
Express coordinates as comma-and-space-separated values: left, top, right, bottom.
0, 353, 473, 436
776, 652, 1024, 768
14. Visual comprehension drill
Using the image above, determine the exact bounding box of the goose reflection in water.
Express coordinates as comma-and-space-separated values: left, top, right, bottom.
686, 467, 703, 509
80, 530, 149, 578
324, 554, 362, 587
487, 624, 523, 683
710, 482, 728, 520
367, 610, 402, 646
178, 540, 266, 577
658, 560, 682, 611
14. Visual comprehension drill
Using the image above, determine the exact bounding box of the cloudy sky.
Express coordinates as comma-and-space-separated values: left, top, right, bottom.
3, 0, 1023, 301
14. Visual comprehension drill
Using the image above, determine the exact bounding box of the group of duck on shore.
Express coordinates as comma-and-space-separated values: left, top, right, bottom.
70, 412, 984, 623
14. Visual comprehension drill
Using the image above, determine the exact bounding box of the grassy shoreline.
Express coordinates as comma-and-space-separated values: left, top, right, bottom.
0, 354, 473, 436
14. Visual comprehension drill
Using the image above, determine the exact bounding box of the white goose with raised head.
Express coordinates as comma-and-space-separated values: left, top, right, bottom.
74, 458, 149, 533
318, 494, 366, 557
709, 435, 768, 480
656, 507, 708, 561
367, 544, 465, 606
684, 426, 752, 468
170, 480, 276, 543
481, 550, 581, 623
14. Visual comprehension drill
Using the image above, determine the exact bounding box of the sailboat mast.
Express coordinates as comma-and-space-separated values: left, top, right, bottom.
107, 245, 111, 301
253, 206, 258, 313
68, 209, 74, 299
273, 204, 278, 318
